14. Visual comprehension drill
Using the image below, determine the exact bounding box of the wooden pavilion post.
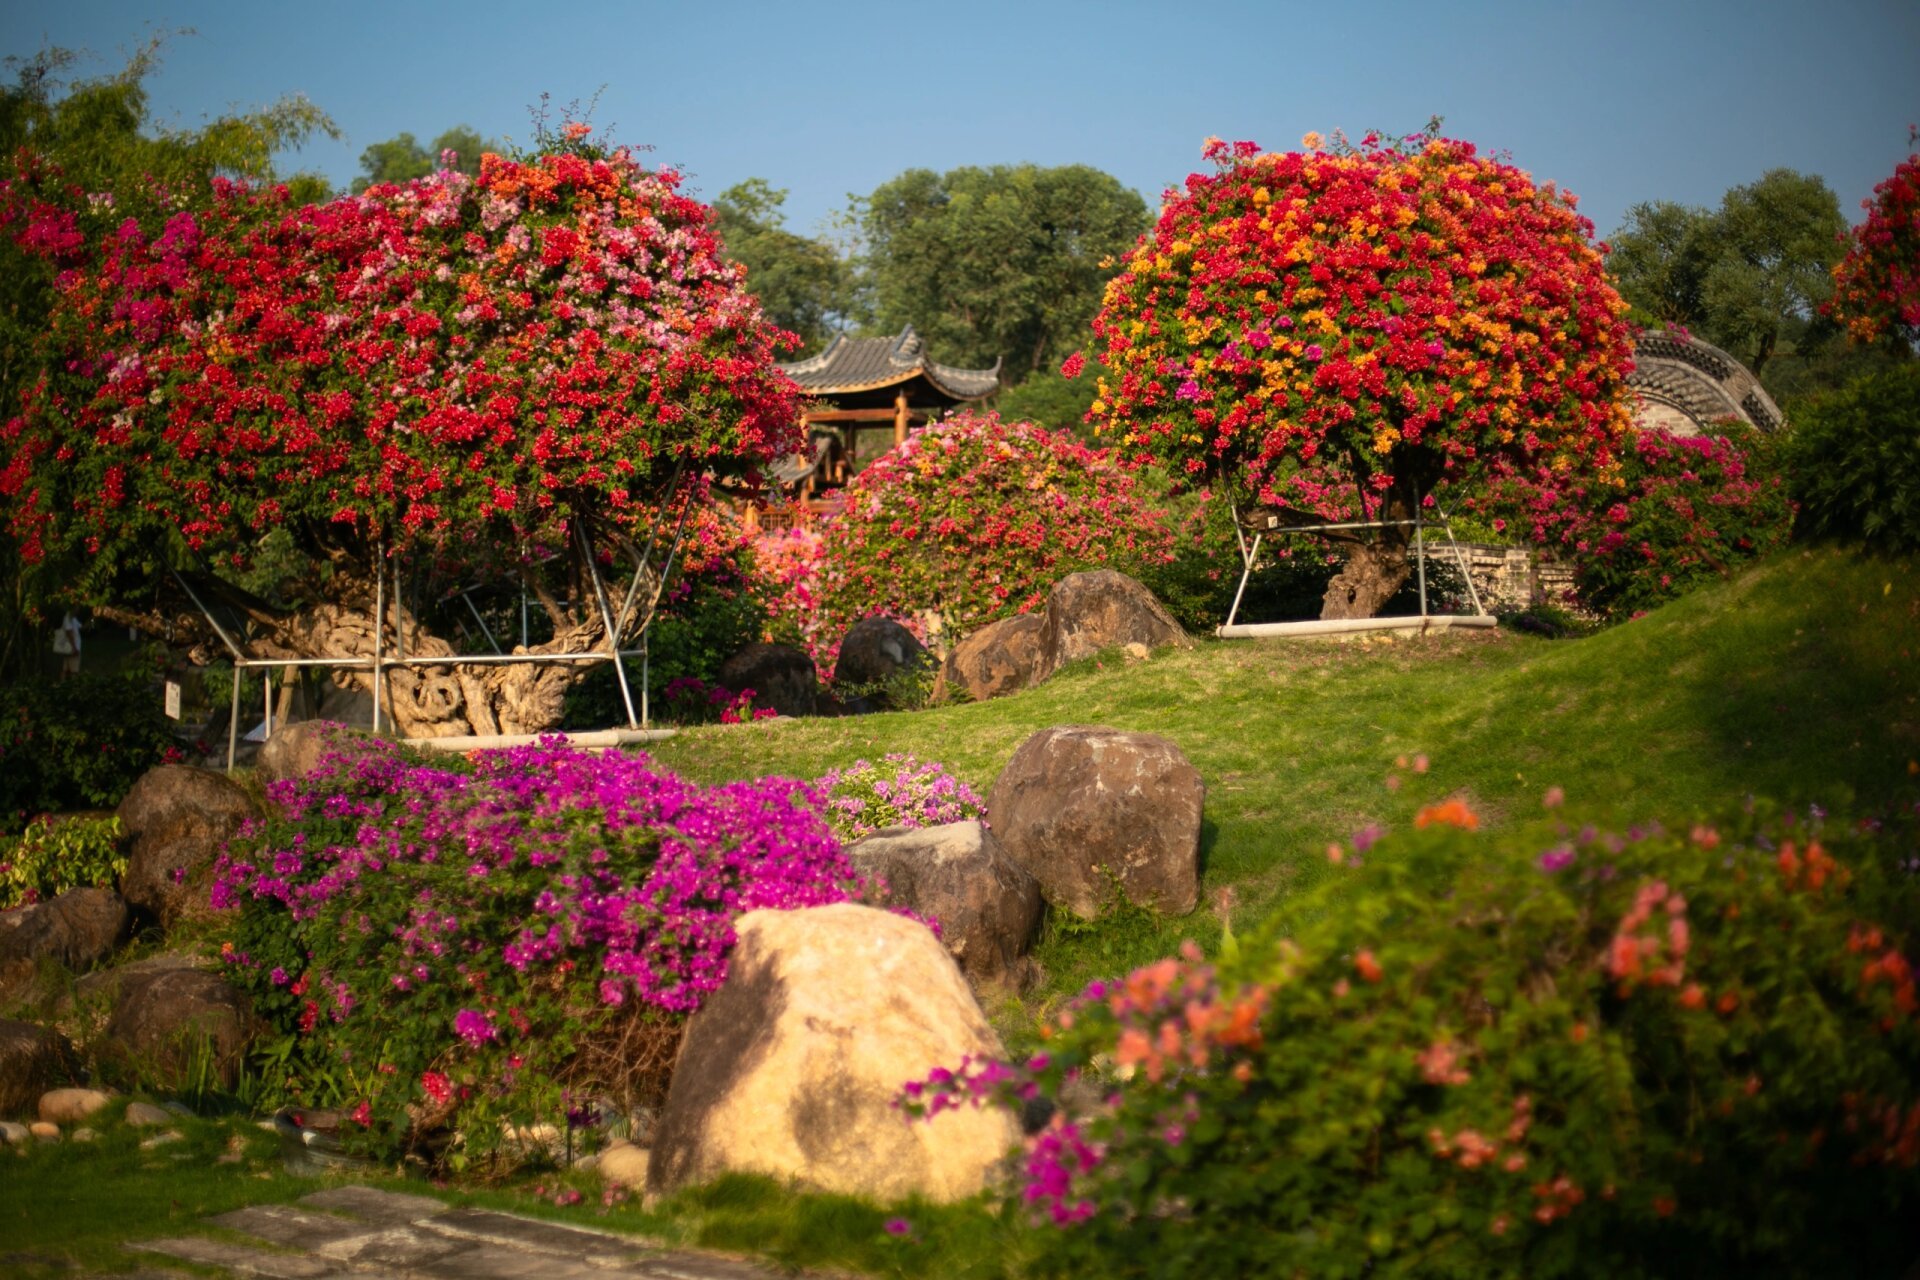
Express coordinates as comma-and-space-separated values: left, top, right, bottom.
894, 388, 910, 446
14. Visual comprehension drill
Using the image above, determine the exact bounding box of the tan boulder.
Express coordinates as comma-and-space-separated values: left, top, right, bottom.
38, 1086, 113, 1124
116, 765, 259, 926
597, 1139, 651, 1188
648, 903, 1018, 1203
258, 720, 361, 784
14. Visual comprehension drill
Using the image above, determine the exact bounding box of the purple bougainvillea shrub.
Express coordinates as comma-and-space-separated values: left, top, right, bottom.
214, 734, 860, 1166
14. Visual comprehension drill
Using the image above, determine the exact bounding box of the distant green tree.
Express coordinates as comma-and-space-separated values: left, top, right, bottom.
0, 39, 336, 678
351, 124, 500, 193
710, 178, 850, 356
858, 163, 1149, 381
992, 365, 1100, 438
1609, 170, 1848, 383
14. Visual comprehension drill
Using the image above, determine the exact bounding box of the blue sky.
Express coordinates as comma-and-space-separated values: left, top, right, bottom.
4, 0, 1916, 245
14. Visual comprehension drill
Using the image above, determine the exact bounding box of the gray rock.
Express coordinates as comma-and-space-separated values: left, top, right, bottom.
125, 1100, 173, 1127
98, 966, 255, 1090
832, 617, 931, 702
72, 1125, 97, 1141
715, 643, 818, 718
0, 887, 131, 973
847, 821, 1042, 990
1037, 570, 1189, 678
258, 720, 359, 785
0, 1120, 28, 1145
0, 1019, 78, 1116
940, 612, 1045, 703
116, 766, 259, 927
987, 725, 1205, 919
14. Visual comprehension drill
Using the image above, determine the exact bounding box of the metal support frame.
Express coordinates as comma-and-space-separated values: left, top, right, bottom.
1221, 498, 1489, 634
172, 490, 701, 771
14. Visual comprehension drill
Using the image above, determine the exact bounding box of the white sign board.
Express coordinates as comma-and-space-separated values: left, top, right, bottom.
163, 681, 182, 721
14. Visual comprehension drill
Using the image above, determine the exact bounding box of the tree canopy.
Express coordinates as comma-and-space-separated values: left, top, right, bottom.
859, 163, 1149, 381
1081, 133, 1634, 618
1608, 170, 1848, 383
351, 124, 503, 193
2, 131, 801, 596
0, 40, 337, 675
710, 178, 850, 356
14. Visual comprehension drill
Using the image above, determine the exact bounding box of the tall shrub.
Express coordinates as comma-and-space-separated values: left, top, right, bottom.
1786, 364, 1920, 553
818, 410, 1174, 641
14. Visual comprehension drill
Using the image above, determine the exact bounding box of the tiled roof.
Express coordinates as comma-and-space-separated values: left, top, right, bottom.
778, 326, 1000, 400
1626, 332, 1781, 433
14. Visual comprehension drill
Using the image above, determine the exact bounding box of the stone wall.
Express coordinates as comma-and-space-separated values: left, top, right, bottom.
1410, 540, 1580, 613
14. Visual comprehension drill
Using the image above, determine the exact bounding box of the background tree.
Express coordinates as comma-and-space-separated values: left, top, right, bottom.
1082, 134, 1634, 620
2, 130, 801, 737
350, 123, 501, 192
858, 163, 1148, 381
1608, 170, 1851, 392
710, 178, 850, 356
0, 40, 337, 679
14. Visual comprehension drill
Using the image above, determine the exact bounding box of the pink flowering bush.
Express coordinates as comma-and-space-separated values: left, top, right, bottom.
813, 754, 987, 840
750, 523, 835, 665
1482, 423, 1792, 618
214, 733, 859, 1166
909, 797, 1920, 1278
817, 411, 1175, 642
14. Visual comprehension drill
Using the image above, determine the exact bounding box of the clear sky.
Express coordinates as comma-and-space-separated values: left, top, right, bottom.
4, 0, 1916, 245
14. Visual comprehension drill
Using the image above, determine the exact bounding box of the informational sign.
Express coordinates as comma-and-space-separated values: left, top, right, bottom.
164, 681, 182, 721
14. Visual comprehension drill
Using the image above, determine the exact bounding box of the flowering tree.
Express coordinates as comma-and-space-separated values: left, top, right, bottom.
1827, 150, 1920, 346
1078, 131, 1636, 618
0, 127, 801, 735
818, 409, 1173, 640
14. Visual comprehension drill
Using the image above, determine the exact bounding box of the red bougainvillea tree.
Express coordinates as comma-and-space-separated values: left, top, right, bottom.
0, 128, 801, 734
1077, 131, 1636, 618
1827, 150, 1920, 345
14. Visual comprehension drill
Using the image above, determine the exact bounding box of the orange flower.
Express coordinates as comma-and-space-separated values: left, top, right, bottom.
1414, 798, 1479, 831
1354, 950, 1383, 983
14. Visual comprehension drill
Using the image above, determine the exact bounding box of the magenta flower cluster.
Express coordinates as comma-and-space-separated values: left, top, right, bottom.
212, 733, 862, 1152
813, 754, 988, 840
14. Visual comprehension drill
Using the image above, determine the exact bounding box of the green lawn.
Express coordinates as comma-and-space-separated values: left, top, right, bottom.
650, 545, 1920, 1000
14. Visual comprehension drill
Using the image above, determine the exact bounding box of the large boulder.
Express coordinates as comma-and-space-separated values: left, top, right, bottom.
258, 720, 358, 784
987, 726, 1204, 919
0, 1020, 78, 1117
832, 618, 930, 697
847, 821, 1043, 991
715, 643, 818, 718
1037, 570, 1189, 678
0, 888, 130, 976
116, 766, 258, 926
97, 965, 254, 1089
648, 903, 1019, 1204
940, 612, 1045, 703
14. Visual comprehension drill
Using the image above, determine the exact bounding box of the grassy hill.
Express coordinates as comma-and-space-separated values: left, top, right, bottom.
652, 545, 1920, 1000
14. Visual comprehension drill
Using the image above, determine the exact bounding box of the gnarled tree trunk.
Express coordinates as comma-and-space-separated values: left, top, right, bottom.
258, 599, 609, 739
1319, 539, 1413, 621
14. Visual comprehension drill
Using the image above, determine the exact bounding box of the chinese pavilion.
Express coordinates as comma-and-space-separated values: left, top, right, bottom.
767, 326, 1001, 502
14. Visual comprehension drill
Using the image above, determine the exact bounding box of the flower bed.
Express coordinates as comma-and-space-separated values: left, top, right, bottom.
911, 795, 1920, 1277
214, 735, 859, 1166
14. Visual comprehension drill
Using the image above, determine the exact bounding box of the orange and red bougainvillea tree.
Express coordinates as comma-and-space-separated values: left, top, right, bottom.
1827, 149, 1920, 345
1079, 132, 1636, 619
0, 132, 801, 735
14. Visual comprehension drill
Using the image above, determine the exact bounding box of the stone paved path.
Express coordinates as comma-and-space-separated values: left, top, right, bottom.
121, 1186, 811, 1279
